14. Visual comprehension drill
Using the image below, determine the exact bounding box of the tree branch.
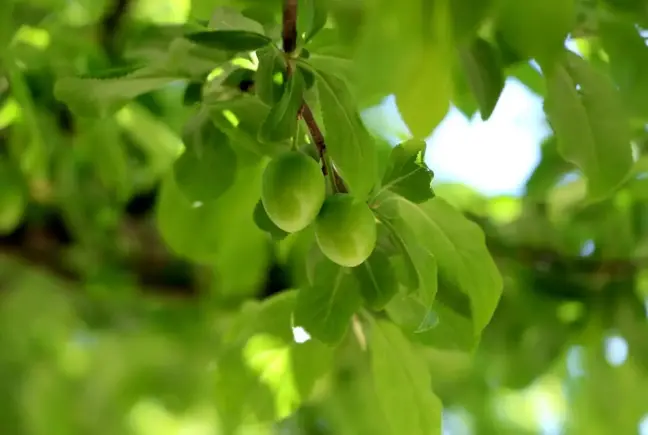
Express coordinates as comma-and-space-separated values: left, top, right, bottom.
281, 0, 346, 191
282, 0, 298, 54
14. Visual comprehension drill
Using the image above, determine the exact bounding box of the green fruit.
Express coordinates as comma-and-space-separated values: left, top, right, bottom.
315, 194, 377, 267
261, 151, 325, 233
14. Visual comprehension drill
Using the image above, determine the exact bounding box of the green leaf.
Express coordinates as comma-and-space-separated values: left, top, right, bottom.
253, 200, 288, 241
370, 319, 443, 435
208, 95, 291, 157
353, 250, 398, 310
395, 0, 453, 139
185, 30, 271, 52
258, 69, 305, 143
450, 0, 494, 42
75, 118, 130, 201
379, 139, 435, 204
459, 37, 504, 121
255, 46, 285, 105
298, 0, 328, 42
598, 18, 648, 117
174, 111, 238, 204
386, 292, 478, 352
0, 158, 26, 234
544, 51, 634, 200
156, 158, 265, 265
209, 6, 266, 34
217, 292, 333, 427
307, 65, 378, 199
377, 193, 502, 333
54, 67, 181, 117
509, 61, 546, 96
496, 0, 575, 66
294, 256, 363, 345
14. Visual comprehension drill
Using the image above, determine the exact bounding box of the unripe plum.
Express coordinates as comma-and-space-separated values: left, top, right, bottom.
315, 194, 377, 267
261, 151, 325, 233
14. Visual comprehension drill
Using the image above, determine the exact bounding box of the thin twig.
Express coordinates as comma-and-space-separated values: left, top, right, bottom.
281, 0, 346, 191
282, 0, 298, 54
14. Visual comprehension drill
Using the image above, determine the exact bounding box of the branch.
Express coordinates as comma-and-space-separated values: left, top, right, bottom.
282, 0, 298, 54
281, 0, 346, 192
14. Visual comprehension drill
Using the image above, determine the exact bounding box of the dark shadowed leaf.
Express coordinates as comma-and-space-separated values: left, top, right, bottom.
258, 68, 305, 143
294, 256, 362, 345
353, 250, 398, 310
459, 37, 504, 120
185, 30, 271, 52
255, 46, 285, 105
253, 200, 288, 241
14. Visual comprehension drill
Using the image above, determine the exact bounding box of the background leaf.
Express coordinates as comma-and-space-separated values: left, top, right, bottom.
544, 51, 634, 200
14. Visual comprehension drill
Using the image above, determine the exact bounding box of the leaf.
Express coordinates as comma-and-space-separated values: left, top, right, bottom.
379, 139, 435, 203
544, 51, 634, 200
156, 158, 265, 266
508, 61, 546, 96
377, 203, 438, 308
395, 0, 453, 139
185, 30, 271, 52
298, 0, 328, 42
0, 158, 26, 234
370, 320, 443, 435
255, 46, 285, 105
174, 111, 238, 204
459, 37, 504, 121
598, 18, 648, 117
351, 0, 421, 101
450, 0, 494, 42
209, 6, 266, 34
496, 0, 574, 66
75, 118, 130, 201
258, 69, 305, 143
294, 256, 363, 345
216, 292, 333, 428
377, 193, 502, 333
208, 95, 291, 157
54, 67, 181, 117
386, 293, 478, 352
253, 200, 288, 241
353, 250, 398, 310
307, 65, 378, 199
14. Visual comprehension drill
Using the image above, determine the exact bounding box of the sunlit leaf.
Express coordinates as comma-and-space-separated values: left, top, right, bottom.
307, 65, 378, 199
379, 139, 434, 203
371, 320, 443, 435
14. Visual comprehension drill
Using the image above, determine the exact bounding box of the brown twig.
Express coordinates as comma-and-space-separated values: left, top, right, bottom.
282, 0, 298, 53
281, 0, 346, 192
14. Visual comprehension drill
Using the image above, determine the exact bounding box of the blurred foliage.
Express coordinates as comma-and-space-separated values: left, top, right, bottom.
2, 0, 648, 434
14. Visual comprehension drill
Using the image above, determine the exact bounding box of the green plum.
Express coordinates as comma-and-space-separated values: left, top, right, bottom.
261, 151, 325, 233
315, 194, 377, 267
